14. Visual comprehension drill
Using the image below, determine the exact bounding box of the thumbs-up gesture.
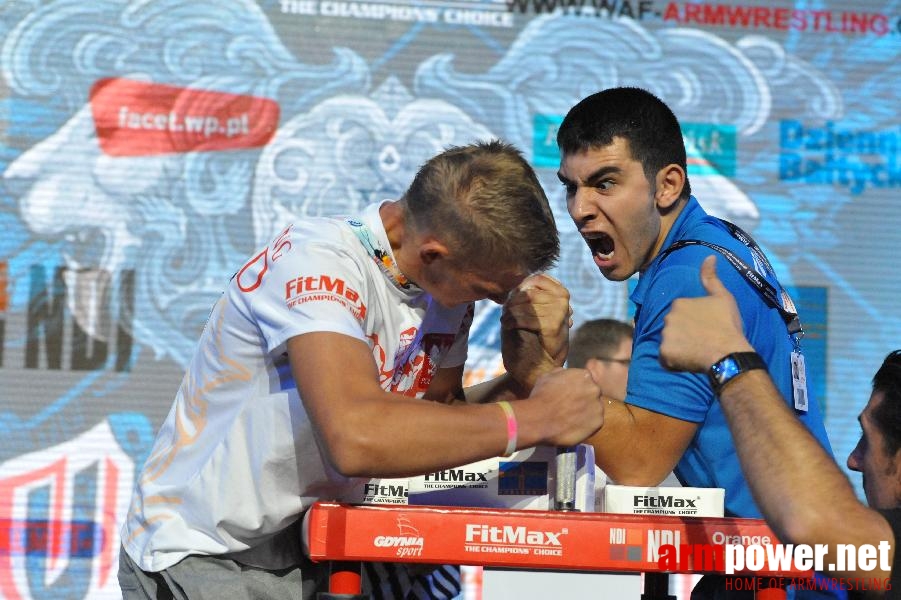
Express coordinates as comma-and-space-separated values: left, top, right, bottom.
660, 255, 755, 373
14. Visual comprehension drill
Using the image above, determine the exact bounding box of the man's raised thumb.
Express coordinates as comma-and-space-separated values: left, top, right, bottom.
700, 255, 728, 297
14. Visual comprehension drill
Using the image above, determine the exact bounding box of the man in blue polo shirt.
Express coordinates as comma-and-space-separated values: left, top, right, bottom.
556, 87, 836, 598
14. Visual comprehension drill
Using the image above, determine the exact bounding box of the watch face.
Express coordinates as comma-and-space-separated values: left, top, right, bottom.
709, 352, 766, 393
711, 357, 741, 386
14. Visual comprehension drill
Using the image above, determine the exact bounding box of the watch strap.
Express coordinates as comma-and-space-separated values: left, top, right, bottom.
708, 352, 766, 395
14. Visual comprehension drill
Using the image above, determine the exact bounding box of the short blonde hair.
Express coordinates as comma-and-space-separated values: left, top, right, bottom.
402, 140, 558, 274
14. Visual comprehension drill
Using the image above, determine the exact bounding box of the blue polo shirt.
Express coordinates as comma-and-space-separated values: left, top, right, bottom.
628, 197, 833, 518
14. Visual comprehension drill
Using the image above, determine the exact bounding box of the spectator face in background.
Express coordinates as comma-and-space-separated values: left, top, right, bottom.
847, 392, 901, 509
847, 351, 901, 509
567, 318, 633, 402
585, 336, 632, 402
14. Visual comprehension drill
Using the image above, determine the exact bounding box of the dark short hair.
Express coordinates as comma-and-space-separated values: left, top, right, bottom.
556, 87, 691, 200
871, 350, 901, 456
402, 140, 559, 274
567, 318, 634, 369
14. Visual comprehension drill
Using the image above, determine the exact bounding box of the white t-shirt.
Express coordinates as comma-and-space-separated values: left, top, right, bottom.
122, 202, 472, 571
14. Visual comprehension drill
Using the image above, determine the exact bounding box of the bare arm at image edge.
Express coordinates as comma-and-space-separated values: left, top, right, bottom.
660, 256, 895, 582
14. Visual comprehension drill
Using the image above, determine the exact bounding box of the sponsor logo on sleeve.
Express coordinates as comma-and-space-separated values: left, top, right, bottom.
284, 274, 367, 320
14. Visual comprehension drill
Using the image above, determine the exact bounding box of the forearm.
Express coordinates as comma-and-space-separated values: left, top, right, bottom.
292, 333, 602, 480
501, 274, 573, 392
658, 257, 895, 579
463, 372, 538, 404
719, 369, 892, 577
319, 394, 537, 478
588, 398, 696, 485
325, 393, 507, 477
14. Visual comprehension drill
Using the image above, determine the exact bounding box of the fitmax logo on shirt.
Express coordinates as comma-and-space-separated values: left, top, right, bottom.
284, 274, 367, 320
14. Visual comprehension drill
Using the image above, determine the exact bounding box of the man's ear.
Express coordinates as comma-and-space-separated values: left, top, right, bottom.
419, 238, 451, 265
584, 358, 605, 387
654, 164, 686, 210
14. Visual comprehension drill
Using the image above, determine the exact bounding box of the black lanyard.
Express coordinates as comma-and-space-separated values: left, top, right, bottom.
656, 219, 803, 338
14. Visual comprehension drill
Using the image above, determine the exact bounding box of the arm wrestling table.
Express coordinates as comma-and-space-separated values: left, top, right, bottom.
305, 502, 806, 599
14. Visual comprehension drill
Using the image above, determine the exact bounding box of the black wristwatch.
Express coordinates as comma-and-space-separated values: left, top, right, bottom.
708, 352, 766, 395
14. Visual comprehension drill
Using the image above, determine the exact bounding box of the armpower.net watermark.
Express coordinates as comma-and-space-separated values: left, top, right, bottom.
658, 542, 893, 593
